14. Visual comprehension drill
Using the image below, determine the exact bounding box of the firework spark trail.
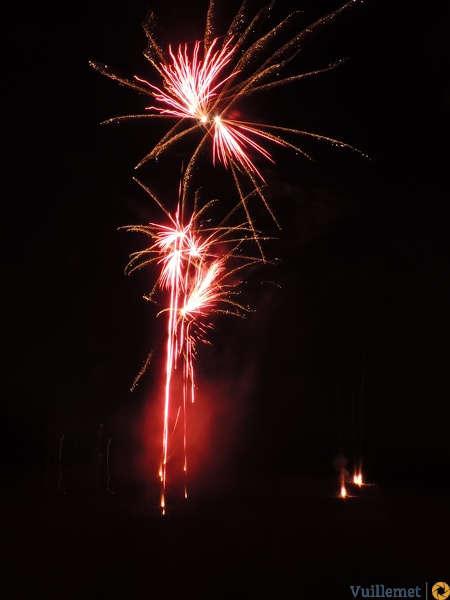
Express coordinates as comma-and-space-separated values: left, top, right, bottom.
121, 180, 263, 512
89, 0, 367, 258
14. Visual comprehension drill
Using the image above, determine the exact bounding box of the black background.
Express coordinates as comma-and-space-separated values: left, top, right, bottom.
3, 1, 449, 596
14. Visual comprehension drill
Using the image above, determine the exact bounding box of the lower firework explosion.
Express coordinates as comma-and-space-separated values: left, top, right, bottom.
122, 179, 264, 512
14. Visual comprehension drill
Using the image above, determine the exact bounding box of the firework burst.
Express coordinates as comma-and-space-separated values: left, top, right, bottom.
89, 0, 366, 257
122, 179, 265, 511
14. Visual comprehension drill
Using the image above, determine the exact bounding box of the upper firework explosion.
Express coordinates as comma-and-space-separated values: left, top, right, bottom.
90, 0, 366, 256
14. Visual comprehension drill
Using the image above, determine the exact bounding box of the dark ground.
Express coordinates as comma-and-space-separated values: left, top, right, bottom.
3, 467, 449, 598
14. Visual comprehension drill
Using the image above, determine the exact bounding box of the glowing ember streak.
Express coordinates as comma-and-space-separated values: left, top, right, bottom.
89, 0, 367, 255
212, 117, 275, 182
340, 469, 348, 498
181, 261, 224, 318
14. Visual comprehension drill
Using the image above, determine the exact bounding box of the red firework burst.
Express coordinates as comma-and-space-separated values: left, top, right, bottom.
121, 179, 263, 512
90, 0, 366, 256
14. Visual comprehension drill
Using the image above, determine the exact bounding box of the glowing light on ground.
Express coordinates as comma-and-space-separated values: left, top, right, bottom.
353, 472, 363, 486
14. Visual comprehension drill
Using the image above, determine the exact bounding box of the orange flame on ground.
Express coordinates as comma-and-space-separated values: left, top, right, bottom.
353, 473, 363, 486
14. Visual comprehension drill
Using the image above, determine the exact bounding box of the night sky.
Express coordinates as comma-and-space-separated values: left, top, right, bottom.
4, 0, 449, 495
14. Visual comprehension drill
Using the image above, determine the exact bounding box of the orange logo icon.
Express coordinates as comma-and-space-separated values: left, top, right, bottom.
432, 582, 450, 600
